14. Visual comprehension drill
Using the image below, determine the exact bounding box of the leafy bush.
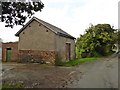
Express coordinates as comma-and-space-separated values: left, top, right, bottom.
54, 59, 65, 66
54, 55, 65, 66
76, 24, 117, 57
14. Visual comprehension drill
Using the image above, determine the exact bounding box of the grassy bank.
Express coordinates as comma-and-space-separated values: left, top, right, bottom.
56, 57, 98, 66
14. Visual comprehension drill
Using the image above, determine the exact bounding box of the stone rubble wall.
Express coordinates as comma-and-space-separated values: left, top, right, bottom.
18, 50, 56, 64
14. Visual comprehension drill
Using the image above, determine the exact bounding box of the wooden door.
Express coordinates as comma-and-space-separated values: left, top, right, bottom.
6, 48, 11, 62
66, 43, 71, 60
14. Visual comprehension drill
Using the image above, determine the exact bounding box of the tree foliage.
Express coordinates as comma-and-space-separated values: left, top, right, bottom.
1, 1, 44, 28
76, 24, 117, 58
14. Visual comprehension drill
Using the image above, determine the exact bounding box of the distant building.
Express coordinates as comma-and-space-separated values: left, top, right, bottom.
0, 38, 2, 60
0, 38, 2, 47
2, 42, 18, 62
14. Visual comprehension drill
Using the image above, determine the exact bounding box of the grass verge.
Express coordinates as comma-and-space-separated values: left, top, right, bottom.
56, 57, 98, 66
1, 83, 23, 88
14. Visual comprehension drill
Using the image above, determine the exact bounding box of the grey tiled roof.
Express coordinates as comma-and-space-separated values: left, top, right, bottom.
15, 17, 75, 39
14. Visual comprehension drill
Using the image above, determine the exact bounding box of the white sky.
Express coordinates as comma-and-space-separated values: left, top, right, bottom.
0, 0, 119, 42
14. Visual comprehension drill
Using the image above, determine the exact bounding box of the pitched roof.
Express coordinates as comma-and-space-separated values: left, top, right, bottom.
15, 17, 75, 39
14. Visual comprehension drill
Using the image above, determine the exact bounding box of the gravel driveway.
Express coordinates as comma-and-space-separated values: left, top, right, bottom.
2, 63, 76, 88
2, 55, 118, 88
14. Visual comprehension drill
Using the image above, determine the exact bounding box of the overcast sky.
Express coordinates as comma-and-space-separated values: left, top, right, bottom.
0, 0, 119, 42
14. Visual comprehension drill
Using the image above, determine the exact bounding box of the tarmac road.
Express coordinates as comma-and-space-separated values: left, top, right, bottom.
63, 55, 118, 88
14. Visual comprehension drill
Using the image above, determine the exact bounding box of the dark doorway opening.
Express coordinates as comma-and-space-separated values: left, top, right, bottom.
6, 48, 11, 62
66, 43, 71, 60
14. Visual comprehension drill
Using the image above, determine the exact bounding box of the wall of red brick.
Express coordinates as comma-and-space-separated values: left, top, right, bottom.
0, 42, 1, 47
18, 50, 56, 64
2, 42, 56, 64
2, 42, 18, 62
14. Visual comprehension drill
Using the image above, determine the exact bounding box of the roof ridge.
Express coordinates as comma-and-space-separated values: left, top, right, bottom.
34, 17, 74, 37
15, 16, 75, 39
34, 17, 63, 31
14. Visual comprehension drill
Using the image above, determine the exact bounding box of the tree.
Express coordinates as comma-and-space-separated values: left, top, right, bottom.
0, 1, 44, 28
76, 24, 117, 58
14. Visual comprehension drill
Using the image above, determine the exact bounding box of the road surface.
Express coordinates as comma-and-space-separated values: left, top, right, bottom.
62, 55, 118, 88
2, 55, 118, 88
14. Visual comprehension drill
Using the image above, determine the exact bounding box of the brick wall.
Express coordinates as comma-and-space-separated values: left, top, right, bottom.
2, 42, 18, 62
2, 42, 56, 64
0, 42, 1, 47
18, 50, 56, 64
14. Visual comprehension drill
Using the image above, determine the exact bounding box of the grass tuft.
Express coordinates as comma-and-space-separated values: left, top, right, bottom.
1, 83, 23, 88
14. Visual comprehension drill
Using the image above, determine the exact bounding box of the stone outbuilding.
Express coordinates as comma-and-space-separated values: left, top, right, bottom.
3, 17, 76, 64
